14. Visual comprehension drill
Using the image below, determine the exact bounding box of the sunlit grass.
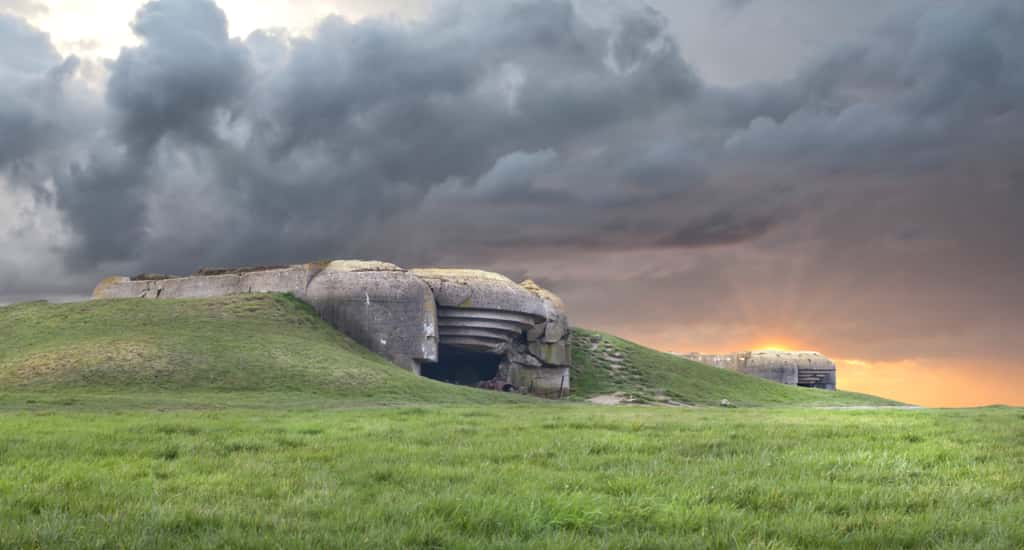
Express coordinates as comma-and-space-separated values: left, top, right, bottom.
1, 403, 1021, 548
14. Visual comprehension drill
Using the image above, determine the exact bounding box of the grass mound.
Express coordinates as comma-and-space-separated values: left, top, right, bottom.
571, 328, 900, 407
0, 295, 896, 408
0, 294, 511, 406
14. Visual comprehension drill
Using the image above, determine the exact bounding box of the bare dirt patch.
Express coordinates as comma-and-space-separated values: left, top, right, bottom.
588, 393, 628, 405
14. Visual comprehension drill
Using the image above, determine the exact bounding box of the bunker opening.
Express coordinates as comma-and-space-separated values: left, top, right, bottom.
797, 368, 835, 390
421, 345, 504, 388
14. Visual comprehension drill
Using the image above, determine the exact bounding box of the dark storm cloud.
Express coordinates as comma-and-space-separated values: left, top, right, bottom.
259, 0, 696, 182
51, 0, 250, 266
106, 0, 250, 148
0, 14, 76, 173
1, 1, 1020, 261
465, 150, 561, 201
0, 13, 97, 302
55, 149, 150, 264
30, 0, 714, 276
723, 1, 1024, 171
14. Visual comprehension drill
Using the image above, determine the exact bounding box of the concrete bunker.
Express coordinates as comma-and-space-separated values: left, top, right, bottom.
92, 260, 572, 397
410, 269, 571, 397
680, 350, 837, 391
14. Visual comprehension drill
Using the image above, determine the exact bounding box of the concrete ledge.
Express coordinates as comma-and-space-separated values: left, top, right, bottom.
411, 269, 547, 318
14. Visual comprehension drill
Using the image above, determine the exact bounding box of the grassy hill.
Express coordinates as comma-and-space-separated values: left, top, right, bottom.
571, 328, 901, 407
1, 295, 898, 408
0, 294, 515, 407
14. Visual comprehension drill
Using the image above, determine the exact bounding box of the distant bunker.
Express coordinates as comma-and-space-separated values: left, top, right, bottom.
681, 351, 837, 390
93, 261, 571, 397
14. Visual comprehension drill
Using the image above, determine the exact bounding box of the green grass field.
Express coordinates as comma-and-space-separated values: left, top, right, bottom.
2, 404, 1021, 548
1, 296, 1021, 548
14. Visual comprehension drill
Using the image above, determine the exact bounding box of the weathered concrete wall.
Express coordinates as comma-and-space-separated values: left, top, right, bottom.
94, 264, 315, 300
305, 261, 438, 373
520, 279, 571, 368
680, 350, 836, 390
93, 260, 572, 396
506, 365, 570, 398
681, 352, 743, 372
742, 351, 800, 386
411, 269, 547, 317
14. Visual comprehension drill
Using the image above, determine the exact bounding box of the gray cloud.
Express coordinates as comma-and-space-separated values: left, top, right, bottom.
719, 0, 751, 10
722, 1, 1024, 171
0, 1, 48, 18
0, 14, 77, 174
33, 0, 711, 276
659, 211, 781, 248
50, 0, 251, 266
107, 0, 250, 149
0, 13, 58, 74
468, 150, 560, 200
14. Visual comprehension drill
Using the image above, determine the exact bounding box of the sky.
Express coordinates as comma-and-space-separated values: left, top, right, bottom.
2, 0, 1022, 407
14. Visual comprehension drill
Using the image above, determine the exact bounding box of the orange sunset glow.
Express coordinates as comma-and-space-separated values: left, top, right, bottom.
836, 358, 1024, 408
754, 342, 794, 352
596, 318, 1023, 408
